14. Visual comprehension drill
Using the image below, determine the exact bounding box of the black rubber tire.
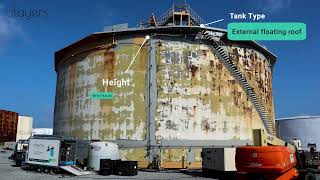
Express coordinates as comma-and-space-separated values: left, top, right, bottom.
15, 160, 21, 167
248, 173, 267, 180
305, 172, 317, 180
202, 168, 210, 177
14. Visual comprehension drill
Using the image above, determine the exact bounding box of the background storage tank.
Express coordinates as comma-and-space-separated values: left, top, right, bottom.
0, 109, 18, 142
276, 116, 320, 150
53, 4, 277, 168
16, 115, 33, 141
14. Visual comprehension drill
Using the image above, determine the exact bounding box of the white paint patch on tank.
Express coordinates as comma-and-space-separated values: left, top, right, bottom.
112, 100, 134, 113
131, 123, 145, 140
156, 97, 248, 140
69, 57, 105, 139
88, 141, 120, 171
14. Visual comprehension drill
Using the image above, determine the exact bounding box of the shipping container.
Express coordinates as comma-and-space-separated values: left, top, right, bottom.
0, 110, 18, 142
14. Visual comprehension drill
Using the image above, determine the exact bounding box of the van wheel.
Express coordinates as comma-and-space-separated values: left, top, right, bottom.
305, 172, 316, 180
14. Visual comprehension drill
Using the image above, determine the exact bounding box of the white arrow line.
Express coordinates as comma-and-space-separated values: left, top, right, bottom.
200, 19, 224, 28
125, 35, 150, 73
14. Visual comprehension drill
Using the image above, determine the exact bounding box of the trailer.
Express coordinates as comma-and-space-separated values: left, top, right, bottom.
25, 135, 91, 175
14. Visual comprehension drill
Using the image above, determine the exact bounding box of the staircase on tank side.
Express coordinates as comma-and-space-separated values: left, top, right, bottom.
198, 30, 276, 136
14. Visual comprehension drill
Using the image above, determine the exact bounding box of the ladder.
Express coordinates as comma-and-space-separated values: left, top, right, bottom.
157, 6, 174, 26
186, 5, 206, 26
198, 30, 276, 135
157, 4, 205, 26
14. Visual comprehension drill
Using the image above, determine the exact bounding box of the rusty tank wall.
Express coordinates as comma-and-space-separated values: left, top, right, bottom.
54, 36, 148, 140
54, 30, 275, 168
0, 109, 18, 142
155, 40, 270, 141
227, 43, 275, 121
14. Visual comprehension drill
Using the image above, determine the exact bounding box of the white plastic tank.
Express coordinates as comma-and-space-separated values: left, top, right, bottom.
16, 116, 33, 141
88, 141, 120, 171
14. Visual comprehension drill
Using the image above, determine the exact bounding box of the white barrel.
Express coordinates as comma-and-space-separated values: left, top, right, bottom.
16, 116, 33, 141
88, 141, 120, 171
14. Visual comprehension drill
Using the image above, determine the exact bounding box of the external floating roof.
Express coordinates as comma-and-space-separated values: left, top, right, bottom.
55, 25, 277, 71
55, 5, 277, 71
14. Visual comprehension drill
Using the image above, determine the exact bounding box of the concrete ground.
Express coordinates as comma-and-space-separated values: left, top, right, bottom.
0, 150, 215, 180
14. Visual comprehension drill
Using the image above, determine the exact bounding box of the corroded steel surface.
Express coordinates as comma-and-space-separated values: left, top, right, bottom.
119, 148, 202, 168
155, 41, 267, 141
54, 38, 148, 140
0, 110, 18, 142
228, 45, 275, 120
54, 33, 275, 166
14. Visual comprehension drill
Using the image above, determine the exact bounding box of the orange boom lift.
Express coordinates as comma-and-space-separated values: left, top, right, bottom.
235, 129, 299, 180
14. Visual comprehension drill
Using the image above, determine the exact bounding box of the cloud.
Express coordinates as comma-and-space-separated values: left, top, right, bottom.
0, 4, 23, 54
260, 0, 292, 13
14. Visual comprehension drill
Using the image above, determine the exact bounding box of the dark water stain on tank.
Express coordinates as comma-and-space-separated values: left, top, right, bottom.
183, 51, 191, 66
190, 65, 198, 77
216, 63, 223, 71
209, 60, 214, 68
192, 106, 196, 115
233, 125, 240, 134
209, 60, 214, 73
222, 121, 228, 133
100, 48, 115, 107
201, 120, 210, 133
104, 50, 115, 80
166, 120, 178, 130
232, 48, 240, 62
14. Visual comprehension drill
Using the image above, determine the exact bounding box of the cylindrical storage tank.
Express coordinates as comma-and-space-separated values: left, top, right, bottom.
16, 115, 33, 141
88, 141, 119, 171
0, 109, 18, 142
276, 116, 320, 150
53, 8, 277, 168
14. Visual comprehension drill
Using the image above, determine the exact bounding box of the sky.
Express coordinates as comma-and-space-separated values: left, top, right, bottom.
0, 0, 318, 128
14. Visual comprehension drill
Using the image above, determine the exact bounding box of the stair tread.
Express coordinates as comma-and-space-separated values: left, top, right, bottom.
204, 32, 275, 134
